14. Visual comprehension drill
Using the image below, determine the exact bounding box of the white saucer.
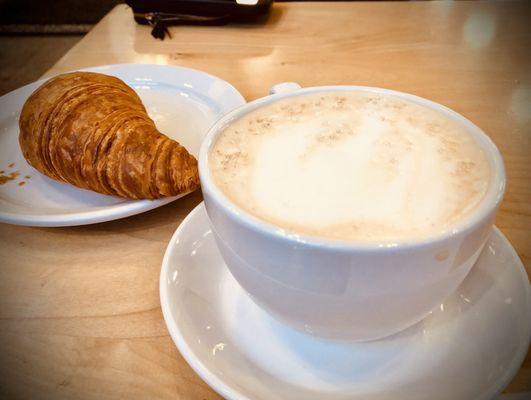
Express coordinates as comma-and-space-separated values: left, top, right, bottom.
160, 203, 531, 400
0, 64, 245, 227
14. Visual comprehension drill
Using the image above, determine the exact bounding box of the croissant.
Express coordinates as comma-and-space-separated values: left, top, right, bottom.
19, 71, 199, 199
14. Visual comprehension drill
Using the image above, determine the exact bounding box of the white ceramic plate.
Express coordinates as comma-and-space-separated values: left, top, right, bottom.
0, 64, 245, 227
160, 203, 531, 400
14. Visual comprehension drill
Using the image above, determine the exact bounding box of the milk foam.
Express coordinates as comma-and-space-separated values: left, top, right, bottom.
210, 91, 491, 242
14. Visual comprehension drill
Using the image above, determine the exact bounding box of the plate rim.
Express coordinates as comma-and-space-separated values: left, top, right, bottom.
160, 203, 249, 400
0, 63, 246, 227
159, 202, 531, 400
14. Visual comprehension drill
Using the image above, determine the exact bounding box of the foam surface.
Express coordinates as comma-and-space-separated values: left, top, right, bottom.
210, 91, 491, 242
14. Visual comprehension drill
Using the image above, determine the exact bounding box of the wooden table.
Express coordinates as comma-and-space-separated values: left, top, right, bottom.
1, 2, 529, 398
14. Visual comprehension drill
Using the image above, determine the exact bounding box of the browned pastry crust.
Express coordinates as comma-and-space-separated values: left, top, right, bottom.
19, 71, 199, 199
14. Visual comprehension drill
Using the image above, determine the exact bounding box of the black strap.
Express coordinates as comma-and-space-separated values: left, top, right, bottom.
141, 12, 231, 40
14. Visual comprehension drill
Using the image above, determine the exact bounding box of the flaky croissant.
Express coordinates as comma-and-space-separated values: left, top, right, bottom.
19, 71, 199, 199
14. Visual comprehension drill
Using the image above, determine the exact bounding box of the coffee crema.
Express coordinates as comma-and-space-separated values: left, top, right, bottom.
209, 91, 491, 242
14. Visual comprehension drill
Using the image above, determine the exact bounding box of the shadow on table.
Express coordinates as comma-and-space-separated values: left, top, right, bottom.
34, 190, 203, 240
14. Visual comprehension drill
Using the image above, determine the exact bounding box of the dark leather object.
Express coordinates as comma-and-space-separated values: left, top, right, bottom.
126, 0, 273, 39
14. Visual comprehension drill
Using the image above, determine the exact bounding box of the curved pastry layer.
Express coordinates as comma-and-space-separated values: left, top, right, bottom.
19, 71, 199, 199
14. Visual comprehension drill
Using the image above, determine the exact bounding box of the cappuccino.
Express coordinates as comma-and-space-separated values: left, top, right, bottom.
209, 91, 491, 242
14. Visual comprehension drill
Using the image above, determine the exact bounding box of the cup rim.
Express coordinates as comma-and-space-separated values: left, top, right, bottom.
199, 85, 506, 251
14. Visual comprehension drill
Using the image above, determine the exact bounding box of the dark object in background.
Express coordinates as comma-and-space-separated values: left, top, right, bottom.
0, 0, 122, 34
126, 0, 273, 39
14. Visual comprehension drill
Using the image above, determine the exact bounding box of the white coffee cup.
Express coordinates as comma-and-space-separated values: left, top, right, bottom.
198, 84, 505, 341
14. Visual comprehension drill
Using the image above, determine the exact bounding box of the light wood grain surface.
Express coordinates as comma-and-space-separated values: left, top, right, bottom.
1, 2, 530, 399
